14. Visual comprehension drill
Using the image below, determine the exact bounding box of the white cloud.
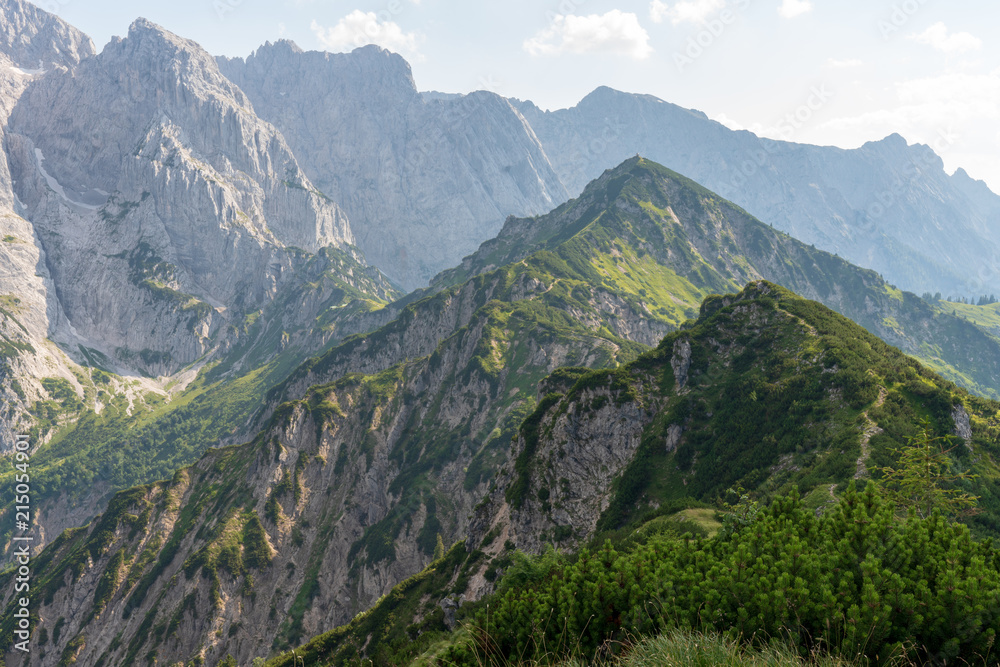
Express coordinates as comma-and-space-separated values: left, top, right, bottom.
712, 112, 745, 131
650, 0, 725, 25
524, 10, 653, 60
778, 0, 812, 19
650, 0, 670, 22
311, 10, 422, 58
909, 22, 982, 54
821, 71, 1000, 136
827, 58, 863, 68
813, 69, 1000, 191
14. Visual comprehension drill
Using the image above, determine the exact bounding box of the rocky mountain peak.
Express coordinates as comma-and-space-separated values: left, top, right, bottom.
3, 9, 356, 377
0, 0, 95, 69
346, 43, 416, 85
227, 41, 418, 101
219, 43, 566, 289
576, 85, 708, 119
7, 13, 331, 221
261, 38, 303, 54
103, 17, 254, 111
863, 132, 909, 150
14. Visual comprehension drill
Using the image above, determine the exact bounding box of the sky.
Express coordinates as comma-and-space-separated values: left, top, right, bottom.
41, 0, 1000, 193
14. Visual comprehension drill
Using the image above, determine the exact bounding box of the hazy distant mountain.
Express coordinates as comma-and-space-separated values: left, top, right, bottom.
219, 41, 568, 288
216, 41, 1000, 300
218, 40, 569, 290
513, 86, 1000, 299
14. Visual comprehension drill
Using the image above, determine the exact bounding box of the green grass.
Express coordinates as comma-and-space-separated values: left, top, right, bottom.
0, 332, 338, 560
411, 629, 870, 666
618, 630, 871, 667
666, 508, 722, 537
939, 300, 1000, 335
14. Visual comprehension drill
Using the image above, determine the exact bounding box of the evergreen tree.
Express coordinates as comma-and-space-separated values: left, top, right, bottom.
875, 420, 979, 519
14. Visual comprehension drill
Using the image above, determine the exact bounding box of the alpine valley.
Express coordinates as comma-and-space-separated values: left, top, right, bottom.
0, 1, 999, 666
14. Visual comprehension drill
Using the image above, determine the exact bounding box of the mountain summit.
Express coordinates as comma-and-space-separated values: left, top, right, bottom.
6, 17, 355, 376
438, 156, 1000, 398
0, 0, 94, 69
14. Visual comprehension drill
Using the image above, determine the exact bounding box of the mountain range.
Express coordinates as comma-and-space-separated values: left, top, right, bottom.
0, 1, 999, 665
6, 153, 1000, 664
220, 41, 1000, 296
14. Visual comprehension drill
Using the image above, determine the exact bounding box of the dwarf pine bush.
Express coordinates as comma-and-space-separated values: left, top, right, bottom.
437, 483, 1000, 665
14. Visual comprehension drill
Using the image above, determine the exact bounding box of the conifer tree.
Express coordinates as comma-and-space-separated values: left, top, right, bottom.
875, 420, 979, 519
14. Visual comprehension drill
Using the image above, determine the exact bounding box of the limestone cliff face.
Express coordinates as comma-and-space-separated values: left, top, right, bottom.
218, 42, 568, 289
6, 19, 356, 376
0, 0, 94, 70
0, 6, 400, 550
0, 1, 98, 449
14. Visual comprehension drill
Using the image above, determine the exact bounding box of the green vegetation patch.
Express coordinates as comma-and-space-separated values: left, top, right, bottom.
430, 484, 1000, 666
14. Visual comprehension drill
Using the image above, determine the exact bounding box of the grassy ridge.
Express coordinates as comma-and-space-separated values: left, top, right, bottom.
438, 157, 1000, 400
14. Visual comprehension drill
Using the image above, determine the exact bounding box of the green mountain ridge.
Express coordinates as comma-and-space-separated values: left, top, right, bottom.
469, 280, 1000, 549
0, 210, 667, 664
438, 156, 1000, 400
270, 280, 1000, 666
